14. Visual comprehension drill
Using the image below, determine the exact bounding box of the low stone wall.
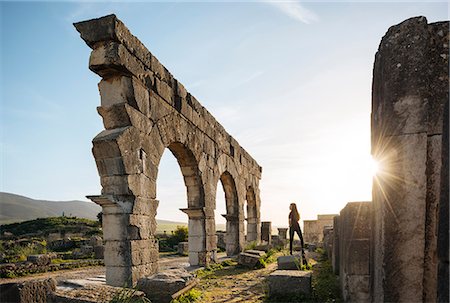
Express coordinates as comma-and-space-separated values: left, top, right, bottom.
0, 260, 104, 279
303, 214, 337, 244
0, 278, 56, 303
338, 202, 372, 303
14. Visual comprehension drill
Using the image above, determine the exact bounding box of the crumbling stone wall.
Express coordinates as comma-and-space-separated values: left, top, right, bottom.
74, 14, 262, 286
371, 16, 449, 302
339, 202, 372, 303
303, 214, 337, 244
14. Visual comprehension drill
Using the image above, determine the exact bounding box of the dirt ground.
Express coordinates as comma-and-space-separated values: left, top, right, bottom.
197, 262, 277, 303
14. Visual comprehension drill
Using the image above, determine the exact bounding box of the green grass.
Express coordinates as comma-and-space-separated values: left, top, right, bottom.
195, 259, 237, 278
311, 257, 342, 302
171, 289, 203, 303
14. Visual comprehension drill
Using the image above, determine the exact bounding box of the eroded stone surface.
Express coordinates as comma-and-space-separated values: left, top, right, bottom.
268, 270, 311, 297
371, 16, 449, 303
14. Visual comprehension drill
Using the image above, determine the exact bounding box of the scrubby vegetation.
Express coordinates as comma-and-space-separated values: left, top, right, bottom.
157, 226, 188, 252
256, 248, 284, 269
171, 289, 203, 303
0, 216, 104, 278
310, 251, 341, 302
0, 216, 101, 238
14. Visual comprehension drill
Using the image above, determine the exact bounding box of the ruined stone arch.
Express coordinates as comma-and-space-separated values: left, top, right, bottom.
75, 14, 262, 287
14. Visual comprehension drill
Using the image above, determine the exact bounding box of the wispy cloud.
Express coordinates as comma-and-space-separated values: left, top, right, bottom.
266, 1, 319, 24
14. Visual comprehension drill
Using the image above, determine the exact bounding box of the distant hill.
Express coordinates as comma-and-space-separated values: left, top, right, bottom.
0, 192, 232, 233
0, 192, 102, 224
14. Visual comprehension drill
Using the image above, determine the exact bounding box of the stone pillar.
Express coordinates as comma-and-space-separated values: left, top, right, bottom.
261, 221, 272, 244
371, 17, 448, 302
339, 202, 372, 303
222, 214, 240, 256
181, 208, 208, 266
88, 195, 158, 287
332, 216, 340, 275
246, 217, 259, 242
278, 228, 288, 241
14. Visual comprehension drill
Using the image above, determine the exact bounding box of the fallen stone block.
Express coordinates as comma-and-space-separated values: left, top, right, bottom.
137, 268, 197, 303
244, 250, 265, 257
277, 255, 303, 270
0, 278, 56, 303
268, 270, 312, 297
238, 252, 261, 268
27, 254, 51, 266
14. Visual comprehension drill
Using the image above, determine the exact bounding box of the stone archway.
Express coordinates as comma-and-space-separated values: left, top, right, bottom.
75, 14, 262, 287
218, 171, 240, 256
163, 142, 206, 266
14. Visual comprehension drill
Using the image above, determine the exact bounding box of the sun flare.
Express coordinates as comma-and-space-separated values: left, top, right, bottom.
370, 157, 381, 176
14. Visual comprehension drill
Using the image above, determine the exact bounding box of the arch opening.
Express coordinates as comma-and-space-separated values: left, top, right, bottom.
218, 172, 240, 256
156, 142, 206, 266
246, 186, 258, 243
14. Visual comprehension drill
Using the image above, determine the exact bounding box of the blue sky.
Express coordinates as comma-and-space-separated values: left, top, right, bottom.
1, 1, 448, 226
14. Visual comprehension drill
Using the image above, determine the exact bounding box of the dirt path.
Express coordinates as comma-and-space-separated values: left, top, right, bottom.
197, 262, 277, 303
0, 252, 227, 284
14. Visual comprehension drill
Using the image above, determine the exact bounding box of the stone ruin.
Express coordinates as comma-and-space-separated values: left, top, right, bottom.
303, 214, 337, 245
371, 16, 448, 303
326, 16, 449, 303
74, 14, 262, 286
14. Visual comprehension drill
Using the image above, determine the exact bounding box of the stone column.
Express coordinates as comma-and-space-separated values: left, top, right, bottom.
371, 17, 448, 302
246, 217, 259, 242
222, 214, 240, 256
88, 195, 158, 287
261, 221, 272, 244
181, 208, 208, 266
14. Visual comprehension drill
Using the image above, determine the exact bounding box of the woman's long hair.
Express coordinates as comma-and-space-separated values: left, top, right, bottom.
290, 203, 300, 222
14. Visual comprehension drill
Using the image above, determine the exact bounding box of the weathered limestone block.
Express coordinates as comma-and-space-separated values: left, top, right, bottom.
339, 202, 371, 303
277, 255, 303, 270
244, 250, 265, 257
268, 270, 311, 297
137, 269, 197, 303
238, 252, 261, 268
0, 278, 56, 303
371, 16, 448, 303
27, 254, 51, 266
261, 221, 272, 244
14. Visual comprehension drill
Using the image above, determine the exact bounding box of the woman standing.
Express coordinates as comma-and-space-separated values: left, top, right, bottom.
289, 202, 307, 264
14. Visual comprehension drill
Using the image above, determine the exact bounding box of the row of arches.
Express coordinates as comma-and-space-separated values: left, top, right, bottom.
158, 143, 259, 259
89, 114, 262, 286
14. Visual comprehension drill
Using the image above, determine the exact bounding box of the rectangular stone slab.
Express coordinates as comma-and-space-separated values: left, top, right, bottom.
268, 270, 312, 296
